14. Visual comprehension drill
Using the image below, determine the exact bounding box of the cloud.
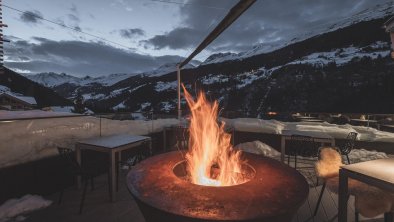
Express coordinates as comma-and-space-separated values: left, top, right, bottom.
4, 36, 187, 77
68, 14, 80, 23
20, 10, 43, 24
66, 3, 82, 30
119, 28, 145, 39
74, 26, 82, 32
143, 0, 390, 53
111, 0, 133, 12
142, 27, 201, 50
70, 4, 78, 14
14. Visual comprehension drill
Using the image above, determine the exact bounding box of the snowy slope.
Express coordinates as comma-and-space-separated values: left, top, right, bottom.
202, 2, 394, 65
288, 41, 391, 66
144, 62, 196, 77
201, 52, 239, 65
81, 73, 133, 86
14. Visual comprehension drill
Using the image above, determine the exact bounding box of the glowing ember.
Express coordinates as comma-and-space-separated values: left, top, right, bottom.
182, 85, 246, 187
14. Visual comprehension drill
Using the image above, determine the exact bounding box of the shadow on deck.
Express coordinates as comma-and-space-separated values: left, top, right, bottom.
25, 161, 385, 222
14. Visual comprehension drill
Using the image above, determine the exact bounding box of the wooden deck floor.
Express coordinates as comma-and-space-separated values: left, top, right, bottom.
25, 166, 385, 222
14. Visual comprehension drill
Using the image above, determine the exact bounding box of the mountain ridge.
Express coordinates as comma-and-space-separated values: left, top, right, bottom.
7, 2, 394, 114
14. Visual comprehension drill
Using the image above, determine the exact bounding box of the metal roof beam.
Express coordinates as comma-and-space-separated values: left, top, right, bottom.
178, 0, 256, 68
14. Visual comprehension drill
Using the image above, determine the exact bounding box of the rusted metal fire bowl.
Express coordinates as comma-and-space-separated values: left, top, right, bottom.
127, 151, 308, 222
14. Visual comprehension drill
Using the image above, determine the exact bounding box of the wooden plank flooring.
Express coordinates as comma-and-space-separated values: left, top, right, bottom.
25, 164, 386, 222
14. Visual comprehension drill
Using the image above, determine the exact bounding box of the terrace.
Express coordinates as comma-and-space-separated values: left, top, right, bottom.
2, 0, 394, 222
0, 110, 394, 222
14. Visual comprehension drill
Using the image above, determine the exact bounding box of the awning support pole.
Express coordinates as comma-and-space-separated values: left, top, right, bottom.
177, 65, 182, 120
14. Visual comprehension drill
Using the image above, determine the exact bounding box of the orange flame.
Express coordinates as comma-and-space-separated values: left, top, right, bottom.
182, 85, 245, 186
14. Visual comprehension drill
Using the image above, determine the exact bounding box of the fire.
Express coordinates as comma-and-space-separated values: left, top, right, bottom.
182, 85, 246, 186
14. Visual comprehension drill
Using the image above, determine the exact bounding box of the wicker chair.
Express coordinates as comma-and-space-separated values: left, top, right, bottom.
286, 135, 320, 169
338, 132, 358, 164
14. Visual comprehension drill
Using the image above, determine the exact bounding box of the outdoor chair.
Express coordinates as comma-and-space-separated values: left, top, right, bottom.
314, 147, 394, 221
116, 140, 152, 191
286, 135, 320, 169
337, 132, 358, 164
57, 147, 107, 214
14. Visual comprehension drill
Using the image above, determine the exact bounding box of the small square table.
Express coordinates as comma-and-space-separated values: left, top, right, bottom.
75, 134, 152, 202
338, 158, 394, 222
280, 130, 335, 163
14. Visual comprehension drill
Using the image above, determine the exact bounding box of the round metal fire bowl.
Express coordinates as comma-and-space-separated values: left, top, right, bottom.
127, 151, 308, 222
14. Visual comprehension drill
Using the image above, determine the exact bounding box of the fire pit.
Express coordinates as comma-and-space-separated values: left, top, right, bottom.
127, 88, 308, 221
126, 151, 308, 222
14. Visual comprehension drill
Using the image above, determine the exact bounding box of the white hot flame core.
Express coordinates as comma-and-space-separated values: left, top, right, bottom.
183, 85, 245, 187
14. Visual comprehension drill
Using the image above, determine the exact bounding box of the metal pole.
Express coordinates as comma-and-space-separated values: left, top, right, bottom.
177, 65, 182, 120
99, 114, 102, 137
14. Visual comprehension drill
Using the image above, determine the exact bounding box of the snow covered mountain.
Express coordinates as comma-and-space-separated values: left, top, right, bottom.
16, 2, 394, 115
25, 72, 133, 87
202, 1, 394, 65
91, 7, 394, 114
25, 61, 200, 87
25, 72, 80, 87
201, 52, 239, 65
142, 62, 197, 77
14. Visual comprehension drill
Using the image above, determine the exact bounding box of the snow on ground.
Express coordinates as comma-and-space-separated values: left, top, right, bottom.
113, 101, 126, 110
222, 118, 285, 134
201, 74, 229, 85
238, 2, 394, 60
155, 81, 177, 92
49, 107, 93, 115
288, 42, 390, 67
160, 101, 175, 112
1, 92, 37, 105
234, 140, 281, 157
0, 115, 179, 168
0, 110, 78, 121
49, 106, 74, 113
109, 87, 128, 98
129, 84, 146, 93
234, 141, 388, 163
235, 67, 274, 89
236, 72, 261, 89
196, 3, 393, 65
131, 113, 146, 120
0, 194, 52, 222
82, 93, 105, 101
140, 102, 151, 110
234, 140, 388, 187
351, 125, 394, 143
221, 118, 394, 143
284, 121, 357, 139
0, 85, 10, 93
1, 113, 394, 169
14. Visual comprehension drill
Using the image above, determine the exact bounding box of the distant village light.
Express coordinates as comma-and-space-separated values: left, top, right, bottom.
383, 16, 394, 59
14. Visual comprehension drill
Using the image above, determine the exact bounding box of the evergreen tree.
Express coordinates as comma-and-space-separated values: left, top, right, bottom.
72, 93, 87, 114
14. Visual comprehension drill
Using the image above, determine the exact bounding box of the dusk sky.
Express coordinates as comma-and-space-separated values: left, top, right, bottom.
3, 0, 392, 77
